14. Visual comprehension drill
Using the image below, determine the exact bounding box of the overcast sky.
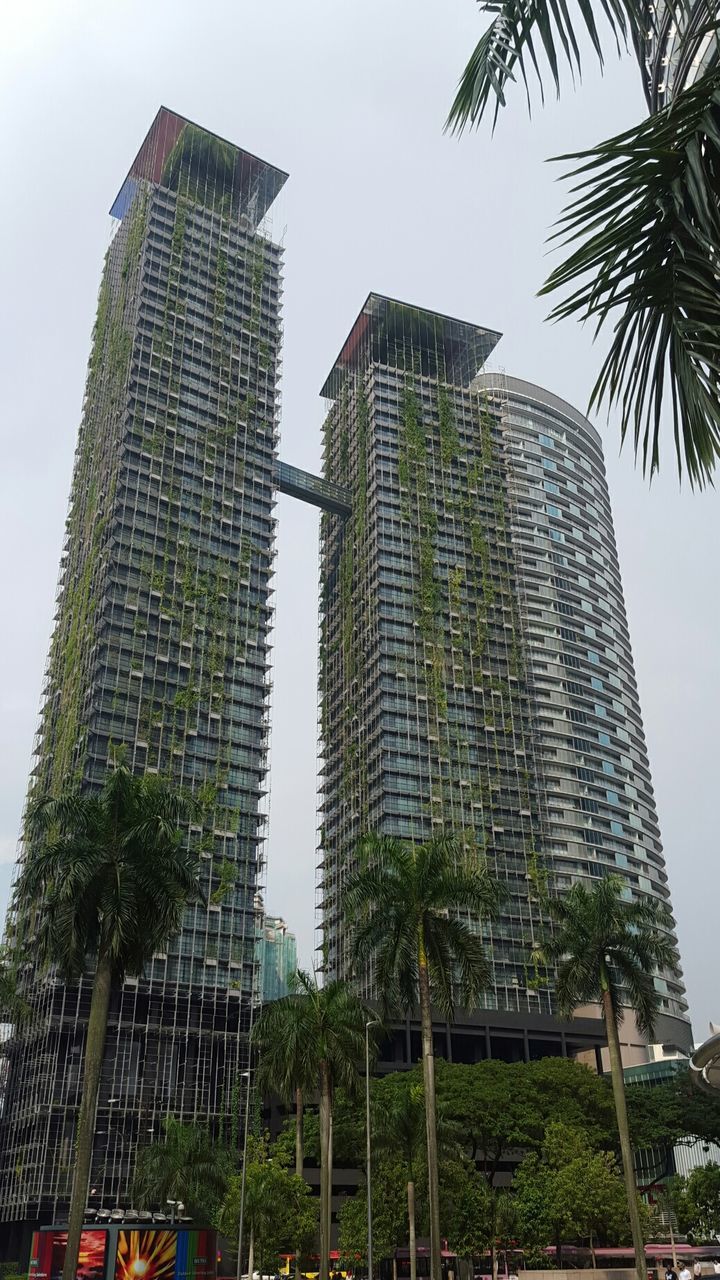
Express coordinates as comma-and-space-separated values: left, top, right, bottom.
1, 0, 718, 1040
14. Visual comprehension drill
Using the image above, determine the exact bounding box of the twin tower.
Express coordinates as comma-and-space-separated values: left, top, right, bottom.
0, 108, 690, 1237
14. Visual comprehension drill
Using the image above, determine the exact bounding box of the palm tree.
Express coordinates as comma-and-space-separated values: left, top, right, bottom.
251, 970, 372, 1280
540, 875, 678, 1280
16, 765, 203, 1280
133, 1117, 231, 1220
446, 1, 720, 487
373, 1082, 460, 1280
251, 976, 319, 1279
344, 832, 500, 1280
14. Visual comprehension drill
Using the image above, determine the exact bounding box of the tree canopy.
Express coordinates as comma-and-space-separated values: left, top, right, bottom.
514, 1123, 634, 1261
218, 1134, 317, 1273
672, 1163, 720, 1240
133, 1118, 231, 1222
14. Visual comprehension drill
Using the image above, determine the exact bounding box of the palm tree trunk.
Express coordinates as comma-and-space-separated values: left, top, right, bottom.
319, 1062, 332, 1280
247, 1227, 254, 1280
295, 1085, 304, 1175
407, 1181, 417, 1280
295, 1087, 304, 1280
417, 938, 441, 1280
601, 988, 645, 1280
328, 1109, 333, 1268
62, 950, 112, 1280
667, 1195, 678, 1272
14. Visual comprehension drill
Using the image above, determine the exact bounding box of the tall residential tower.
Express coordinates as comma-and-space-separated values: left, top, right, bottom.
479, 374, 689, 1056
318, 295, 551, 1015
317, 295, 690, 1055
0, 109, 286, 1243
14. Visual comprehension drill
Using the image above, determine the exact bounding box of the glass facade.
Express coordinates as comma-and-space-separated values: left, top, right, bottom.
257, 915, 298, 1003
476, 374, 690, 1050
0, 109, 286, 1225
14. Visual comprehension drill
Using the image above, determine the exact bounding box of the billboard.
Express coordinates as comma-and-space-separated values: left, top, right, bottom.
115, 1230, 215, 1280
29, 1231, 108, 1280
29, 1228, 216, 1280
114, 1231, 176, 1280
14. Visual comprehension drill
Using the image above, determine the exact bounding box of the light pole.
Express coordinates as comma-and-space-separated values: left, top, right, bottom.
236, 1067, 252, 1280
167, 1200, 183, 1225
365, 1019, 380, 1280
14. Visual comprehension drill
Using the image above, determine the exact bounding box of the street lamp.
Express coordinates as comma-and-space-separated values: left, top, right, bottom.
236, 1068, 252, 1280
365, 1019, 380, 1280
167, 1200, 184, 1225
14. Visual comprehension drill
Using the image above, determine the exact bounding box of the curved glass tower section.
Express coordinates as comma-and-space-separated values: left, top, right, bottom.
476, 374, 690, 1055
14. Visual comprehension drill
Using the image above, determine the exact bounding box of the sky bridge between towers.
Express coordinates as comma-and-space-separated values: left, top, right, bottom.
273, 459, 352, 516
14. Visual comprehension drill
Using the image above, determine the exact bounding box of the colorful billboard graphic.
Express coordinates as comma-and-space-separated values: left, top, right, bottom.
29, 1231, 107, 1280
174, 1231, 215, 1280
115, 1231, 177, 1280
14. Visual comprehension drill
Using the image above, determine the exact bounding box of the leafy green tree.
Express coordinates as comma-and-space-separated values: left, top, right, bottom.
672, 1163, 720, 1239
622, 1068, 720, 1168
219, 1134, 317, 1277
447, 0, 720, 486
337, 1153, 411, 1270
667, 1072, 720, 1149
434, 1055, 618, 1182
345, 832, 499, 1280
442, 1167, 495, 1259
514, 1124, 631, 1265
16, 765, 202, 1280
133, 1117, 231, 1221
541, 876, 677, 1280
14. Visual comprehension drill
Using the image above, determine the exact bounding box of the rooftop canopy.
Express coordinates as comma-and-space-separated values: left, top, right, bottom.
110, 106, 288, 228
320, 292, 502, 400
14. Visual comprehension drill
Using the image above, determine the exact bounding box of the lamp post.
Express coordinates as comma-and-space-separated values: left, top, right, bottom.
365, 1019, 380, 1280
236, 1067, 252, 1280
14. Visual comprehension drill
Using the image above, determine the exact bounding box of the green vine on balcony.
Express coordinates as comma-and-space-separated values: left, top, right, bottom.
437, 384, 459, 465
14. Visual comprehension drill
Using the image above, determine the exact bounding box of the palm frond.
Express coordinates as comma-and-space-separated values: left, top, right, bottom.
446, 0, 640, 133
252, 980, 318, 1100
542, 69, 720, 485
345, 828, 500, 1021
611, 949, 661, 1037
439, 916, 494, 1009
16, 766, 202, 983
542, 874, 680, 1028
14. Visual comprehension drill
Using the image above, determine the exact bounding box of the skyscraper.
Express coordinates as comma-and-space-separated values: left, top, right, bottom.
476, 374, 690, 1056
317, 295, 690, 1053
317, 295, 551, 1014
257, 913, 298, 1003
0, 108, 286, 1242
